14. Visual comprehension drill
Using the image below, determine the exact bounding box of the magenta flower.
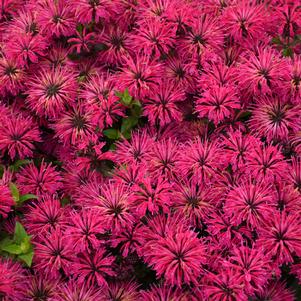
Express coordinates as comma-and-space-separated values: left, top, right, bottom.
196, 86, 240, 125
181, 15, 224, 57
17, 161, 62, 196
238, 47, 285, 96
25, 196, 65, 236
146, 231, 206, 287
223, 1, 267, 40
224, 179, 273, 228
117, 54, 163, 100
101, 281, 139, 301
6, 33, 47, 66
38, 0, 75, 37
140, 285, 188, 301
65, 208, 105, 252
177, 138, 224, 183
68, 28, 95, 53
224, 246, 270, 294
54, 279, 102, 301
0, 259, 25, 301
144, 81, 184, 126
249, 96, 300, 142
132, 19, 176, 56
26, 67, 77, 118
72, 247, 115, 287
54, 103, 98, 148
0, 115, 41, 160
0, 184, 14, 218
203, 270, 247, 301
131, 176, 172, 217
252, 280, 295, 301
246, 143, 288, 181
34, 228, 74, 278
174, 178, 214, 226
257, 211, 301, 264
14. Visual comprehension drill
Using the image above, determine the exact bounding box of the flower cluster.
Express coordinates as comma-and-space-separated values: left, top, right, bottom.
0, 0, 301, 300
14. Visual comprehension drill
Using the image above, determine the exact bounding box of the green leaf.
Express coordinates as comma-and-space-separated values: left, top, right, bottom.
10, 159, 31, 172
9, 183, 19, 203
19, 194, 38, 203
131, 101, 142, 117
271, 36, 282, 45
103, 129, 120, 140
0, 165, 4, 178
14, 222, 28, 244
121, 116, 138, 133
1, 243, 22, 255
283, 47, 293, 57
122, 130, 132, 140
18, 251, 34, 267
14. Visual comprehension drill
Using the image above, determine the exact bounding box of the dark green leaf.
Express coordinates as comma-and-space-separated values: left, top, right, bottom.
122, 131, 132, 140
271, 36, 282, 45
103, 129, 120, 140
10, 159, 31, 172
14, 222, 28, 244
0, 165, 4, 178
19, 194, 38, 203
131, 101, 142, 117
121, 116, 138, 133
9, 183, 19, 203
283, 47, 293, 57
18, 251, 34, 267
94, 43, 107, 52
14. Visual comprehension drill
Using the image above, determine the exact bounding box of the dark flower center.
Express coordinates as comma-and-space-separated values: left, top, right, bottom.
72, 114, 86, 130
46, 84, 60, 97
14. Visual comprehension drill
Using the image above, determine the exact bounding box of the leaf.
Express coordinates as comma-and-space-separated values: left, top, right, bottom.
9, 159, 31, 172
9, 183, 19, 203
103, 129, 120, 140
283, 47, 293, 57
122, 88, 132, 106
14, 222, 28, 244
271, 36, 282, 45
121, 116, 138, 134
19, 194, 38, 203
1, 243, 22, 255
18, 251, 34, 267
122, 130, 132, 140
0, 165, 4, 178
131, 101, 142, 117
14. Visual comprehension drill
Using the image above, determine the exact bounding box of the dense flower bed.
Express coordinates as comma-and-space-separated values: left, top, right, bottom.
0, 0, 301, 300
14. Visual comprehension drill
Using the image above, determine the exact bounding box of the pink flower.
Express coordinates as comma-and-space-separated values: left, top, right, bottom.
26, 67, 77, 118
5, 33, 47, 66
146, 231, 206, 287
132, 19, 176, 56
224, 246, 270, 294
238, 47, 285, 96
140, 284, 188, 301
70, 0, 112, 24
252, 280, 295, 301
37, 0, 75, 37
72, 247, 115, 287
246, 143, 288, 181
54, 279, 102, 301
131, 176, 172, 217
177, 138, 225, 184
0, 184, 14, 218
257, 211, 301, 264
117, 54, 163, 100
34, 228, 74, 278
224, 179, 273, 228
101, 281, 139, 301
0, 115, 41, 160
180, 15, 224, 57
203, 270, 247, 301
17, 161, 62, 196
222, 1, 267, 40
25, 196, 65, 236
114, 130, 153, 165
68, 28, 95, 53
196, 86, 240, 125
173, 178, 214, 226
54, 103, 98, 148
65, 208, 105, 252
144, 81, 184, 126
249, 96, 301, 142
0, 259, 25, 301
